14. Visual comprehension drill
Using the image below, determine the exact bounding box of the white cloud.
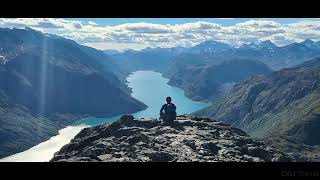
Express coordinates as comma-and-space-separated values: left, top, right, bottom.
1, 18, 320, 50
83, 42, 149, 51
88, 21, 98, 26
115, 22, 172, 34
235, 20, 281, 28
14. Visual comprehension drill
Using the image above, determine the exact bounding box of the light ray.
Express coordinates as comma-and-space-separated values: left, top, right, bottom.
38, 37, 48, 115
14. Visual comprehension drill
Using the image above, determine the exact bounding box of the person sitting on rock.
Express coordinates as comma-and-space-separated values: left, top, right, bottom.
160, 96, 177, 124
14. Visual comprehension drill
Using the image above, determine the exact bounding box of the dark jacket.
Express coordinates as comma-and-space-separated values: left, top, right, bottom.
160, 103, 177, 122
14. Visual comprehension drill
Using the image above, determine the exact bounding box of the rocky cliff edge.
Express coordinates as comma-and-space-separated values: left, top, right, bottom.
51, 115, 291, 162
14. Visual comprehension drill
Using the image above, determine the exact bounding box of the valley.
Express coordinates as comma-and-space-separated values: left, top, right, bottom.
1, 26, 320, 161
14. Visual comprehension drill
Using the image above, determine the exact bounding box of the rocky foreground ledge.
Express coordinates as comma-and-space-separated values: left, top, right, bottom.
51, 115, 291, 162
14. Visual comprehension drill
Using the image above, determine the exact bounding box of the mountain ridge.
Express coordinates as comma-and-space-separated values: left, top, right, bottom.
108, 39, 320, 72
165, 59, 272, 101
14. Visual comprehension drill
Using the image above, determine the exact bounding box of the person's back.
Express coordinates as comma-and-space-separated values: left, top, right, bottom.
160, 97, 177, 124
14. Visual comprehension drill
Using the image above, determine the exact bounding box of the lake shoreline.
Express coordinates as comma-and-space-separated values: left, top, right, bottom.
1, 70, 210, 162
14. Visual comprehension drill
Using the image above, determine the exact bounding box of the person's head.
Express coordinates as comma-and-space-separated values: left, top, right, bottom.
166, 96, 172, 103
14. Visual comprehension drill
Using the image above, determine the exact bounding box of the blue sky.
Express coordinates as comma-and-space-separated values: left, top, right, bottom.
1, 18, 320, 51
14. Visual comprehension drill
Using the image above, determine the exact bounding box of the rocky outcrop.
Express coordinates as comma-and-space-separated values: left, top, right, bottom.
51, 115, 291, 162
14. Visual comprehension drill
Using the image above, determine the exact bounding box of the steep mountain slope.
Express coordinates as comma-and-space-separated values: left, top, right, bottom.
50, 115, 291, 162
166, 59, 272, 101
0, 27, 146, 158
194, 58, 320, 161
0, 27, 146, 117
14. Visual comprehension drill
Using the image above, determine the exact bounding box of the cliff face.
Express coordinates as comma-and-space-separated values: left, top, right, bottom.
51, 115, 291, 162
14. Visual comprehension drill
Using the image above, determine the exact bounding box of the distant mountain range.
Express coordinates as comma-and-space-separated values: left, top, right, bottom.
0, 27, 146, 158
103, 49, 121, 55
194, 58, 320, 161
188, 40, 232, 54
220, 39, 320, 70
111, 39, 320, 72
108, 39, 320, 104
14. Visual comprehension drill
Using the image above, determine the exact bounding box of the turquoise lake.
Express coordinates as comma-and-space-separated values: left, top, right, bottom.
1, 70, 210, 161
75, 71, 209, 126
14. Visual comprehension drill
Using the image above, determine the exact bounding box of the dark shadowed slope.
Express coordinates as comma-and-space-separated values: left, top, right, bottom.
0, 90, 65, 158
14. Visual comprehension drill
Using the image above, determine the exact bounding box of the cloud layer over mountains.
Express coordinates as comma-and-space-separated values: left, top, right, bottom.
1, 18, 320, 50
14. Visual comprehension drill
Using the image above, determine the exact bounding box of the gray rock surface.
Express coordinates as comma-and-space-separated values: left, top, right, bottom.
51, 115, 291, 162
